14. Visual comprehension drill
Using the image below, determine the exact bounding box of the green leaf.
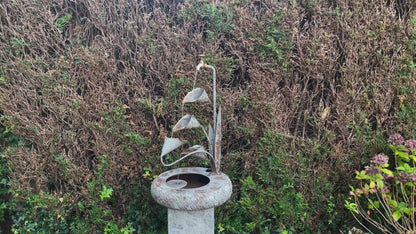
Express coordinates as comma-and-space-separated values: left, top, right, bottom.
345, 201, 359, 214
376, 179, 384, 190
368, 203, 374, 210
396, 151, 410, 161
389, 199, 398, 208
100, 185, 113, 200
398, 202, 406, 210
381, 168, 393, 176
388, 144, 397, 151
396, 166, 406, 171
355, 170, 368, 180
218, 223, 225, 233
396, 145, 407, 151
404, 208, 411, 215
393, 210, 402, 221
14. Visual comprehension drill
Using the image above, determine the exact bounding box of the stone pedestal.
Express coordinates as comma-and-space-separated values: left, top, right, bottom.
168, 208, 214, 234
151, 167, 232, 234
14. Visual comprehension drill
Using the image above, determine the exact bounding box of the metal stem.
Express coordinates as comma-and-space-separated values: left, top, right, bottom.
206, 65, 217, 133
196, 61, 218, 172
196, 61, 217, 127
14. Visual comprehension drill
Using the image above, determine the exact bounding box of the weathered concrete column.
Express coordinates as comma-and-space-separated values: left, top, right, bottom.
168, 208, 214, 233
151, 167, 232, 234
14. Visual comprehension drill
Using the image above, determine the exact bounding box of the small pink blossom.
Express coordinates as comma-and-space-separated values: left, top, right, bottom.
384, 174, 394, 182
412, 173, 416, 182
365, 165, 378, 176
405, 139, 416, 151
371, 154, 388, 166
388, 134, 404, 145
396, 171, 411, 183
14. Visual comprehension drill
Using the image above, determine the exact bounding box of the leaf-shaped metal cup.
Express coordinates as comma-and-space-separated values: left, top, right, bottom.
182, 88, 210, 104
160, 137, 187, 157
172, 115, 201, 132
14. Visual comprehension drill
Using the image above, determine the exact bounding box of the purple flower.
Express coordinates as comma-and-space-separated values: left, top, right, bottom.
365, 165, 379, 176
405, 139, 416, 151
371, 154, 389, 166
388, 134, 404, 145
384, 174, 394, 182
384, 174, 393, 179
396, 172, 411, 183
412, 173, 416, 182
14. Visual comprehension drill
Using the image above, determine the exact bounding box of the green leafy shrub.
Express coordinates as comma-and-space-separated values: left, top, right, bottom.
0, 113, 19, 231
10, 154, 135, 233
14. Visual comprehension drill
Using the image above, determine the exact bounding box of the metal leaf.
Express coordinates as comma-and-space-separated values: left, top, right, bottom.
214, 106, 222, 173
208, 124, 214, 153
182, 88, 210, 104
160, 137, 187, 157
172, 115, 201, 132
181, 145, 208, 160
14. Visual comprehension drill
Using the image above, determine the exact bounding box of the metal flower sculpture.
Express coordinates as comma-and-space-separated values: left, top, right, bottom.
160, 61, 222, 174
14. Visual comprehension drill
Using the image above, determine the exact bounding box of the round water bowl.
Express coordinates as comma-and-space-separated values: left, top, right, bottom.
151, 167, 232, 210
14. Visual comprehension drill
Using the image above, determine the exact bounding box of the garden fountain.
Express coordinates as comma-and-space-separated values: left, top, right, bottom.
151, 61, 232, 233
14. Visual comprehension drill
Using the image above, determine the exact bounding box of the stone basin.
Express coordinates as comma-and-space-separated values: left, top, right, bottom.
151, 167, 232, 211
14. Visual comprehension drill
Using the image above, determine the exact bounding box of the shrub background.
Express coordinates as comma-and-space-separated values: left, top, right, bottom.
1, 0, 416, 232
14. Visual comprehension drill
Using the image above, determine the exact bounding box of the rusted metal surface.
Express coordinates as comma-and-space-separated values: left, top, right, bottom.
151, 167, 232, 211
159, 61, 223, 174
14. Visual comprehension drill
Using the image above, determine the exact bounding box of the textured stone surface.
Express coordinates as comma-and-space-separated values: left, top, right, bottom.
151, 167, 232, 211
168, 208, 214, 234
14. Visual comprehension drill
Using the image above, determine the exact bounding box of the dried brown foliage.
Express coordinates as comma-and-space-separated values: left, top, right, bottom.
1, 0, 416, 231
